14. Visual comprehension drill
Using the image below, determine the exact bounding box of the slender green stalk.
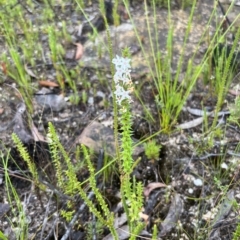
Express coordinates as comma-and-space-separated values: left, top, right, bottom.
2, 152, 29, 240
98, 0, 121, 162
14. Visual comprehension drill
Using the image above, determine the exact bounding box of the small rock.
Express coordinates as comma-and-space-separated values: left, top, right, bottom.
35, 94, 66, 112
193, 178, 203, 187
188, 188, 194, 194
221, 162, 228, 169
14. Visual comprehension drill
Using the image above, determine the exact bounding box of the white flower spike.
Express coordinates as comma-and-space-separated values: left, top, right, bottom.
112, 55, 133, 106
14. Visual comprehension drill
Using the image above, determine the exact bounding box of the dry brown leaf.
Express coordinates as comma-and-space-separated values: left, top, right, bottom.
39, 80, 59, 87
1, 62, 7, 75
30, 122, 48, 142
144, 182, 167, 197
139, 212, 149, 223
118, 5, 129, 20
228, 89, 240, 96
74, 43, 84, 60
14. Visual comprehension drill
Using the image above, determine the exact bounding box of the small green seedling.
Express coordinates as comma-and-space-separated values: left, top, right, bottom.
144, 139, 161, 160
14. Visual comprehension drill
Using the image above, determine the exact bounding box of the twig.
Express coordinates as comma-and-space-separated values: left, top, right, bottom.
177, 149, 240, 162
38, 177, 73, 201
40, 192, 54, 240
217, 0, 235, 41
60, 190, 96, 240
217, 0, 232, 27
92, 214, 97, 240
44, 216, 59, 240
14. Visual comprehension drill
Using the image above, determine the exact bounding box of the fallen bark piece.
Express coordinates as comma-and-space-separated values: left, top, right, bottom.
75, 121, 144, 158
159, 193, 183, 237
177, 116, 205, 129
187, 107, 212, 117
0, 203, 10, 218
209, 189, 235, 239
178, 110, 230, 129
114, 212, 128, 228
13, 102, 33, 143
0, 102, 33, 143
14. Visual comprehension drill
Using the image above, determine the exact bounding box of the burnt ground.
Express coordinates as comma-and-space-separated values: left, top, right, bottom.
0, 0, 240, 240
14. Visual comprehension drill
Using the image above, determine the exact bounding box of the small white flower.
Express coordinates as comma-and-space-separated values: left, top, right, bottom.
115, 85, 130, 98
112, 55, 131, 72
120, 88, 131, 101
114, 85, 131, 104
114, 71, 130, 84
112, 55, 121, 64
114, 85, 124, 96
119, 58, 131, 70
113, 70, 124, 83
